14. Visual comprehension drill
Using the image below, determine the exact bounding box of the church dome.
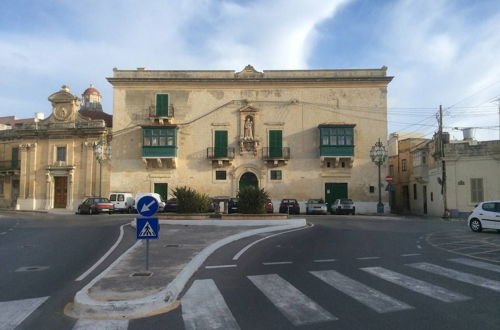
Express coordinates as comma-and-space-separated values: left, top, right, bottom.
82, 84, 101, 96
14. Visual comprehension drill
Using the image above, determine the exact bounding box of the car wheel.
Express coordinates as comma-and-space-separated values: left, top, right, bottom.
469, 218, 482, 232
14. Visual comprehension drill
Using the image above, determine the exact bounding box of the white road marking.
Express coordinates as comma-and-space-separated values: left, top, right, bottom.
469, 249, 500, 255
400, 254, 421, 257
182, 279, 240, 330
313, 259, 336, 263
205, 265, 237, 269
72, 319, 129, 330
408, 262, 500, 293
449, 257, 500, 273
310, 270, 412, 313
357, 257, 380, 260
361, 267, 470, 303
248, 274, 336, 326
262, 261, 293, 265
75, 224, 127, 281
232, 225, 312, 261
0, 296, 49, 330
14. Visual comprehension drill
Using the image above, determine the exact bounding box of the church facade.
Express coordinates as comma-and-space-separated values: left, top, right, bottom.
108, 65, 392, 212
0, 85, 112, 211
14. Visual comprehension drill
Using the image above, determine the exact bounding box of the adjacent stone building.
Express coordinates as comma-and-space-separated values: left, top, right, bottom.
107, 65, 392, 212
0, 85, 112, 211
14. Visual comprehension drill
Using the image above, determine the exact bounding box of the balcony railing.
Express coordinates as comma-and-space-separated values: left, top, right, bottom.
262, 147, 290, 160
207, 147, 235, 159
0, 160, 20, 171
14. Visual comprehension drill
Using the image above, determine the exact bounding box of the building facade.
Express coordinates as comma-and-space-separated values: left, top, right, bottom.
0, 86, 112, 211
107, 65, 392, 213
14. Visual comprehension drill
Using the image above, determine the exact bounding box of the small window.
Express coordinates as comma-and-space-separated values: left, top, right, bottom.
470, 178, 484, 203
57, 146, 66, 162
369, 186, 375, 193
118, 194, 125, 201
401, 159, 407, 172
216, 171, 227, 180
422, 155, 426, 165
413, 184, 417, 200
270, 170, 282, 180
430, 192, 434, 202
326, 161, 331, 168
341, 161, 345, 168
109, 194, 116, 201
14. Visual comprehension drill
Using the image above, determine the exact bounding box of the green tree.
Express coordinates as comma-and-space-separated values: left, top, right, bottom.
172, 186, 209, 213
237, 186, 269, 214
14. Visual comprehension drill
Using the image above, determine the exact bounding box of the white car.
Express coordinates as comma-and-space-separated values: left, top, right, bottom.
468, 201, 500, 232
109, 192, 134, 213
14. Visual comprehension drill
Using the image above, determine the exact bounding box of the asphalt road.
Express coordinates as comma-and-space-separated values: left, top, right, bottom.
145, 215, 500, 330
0, 211, 135, 330
2, 213, 500, 329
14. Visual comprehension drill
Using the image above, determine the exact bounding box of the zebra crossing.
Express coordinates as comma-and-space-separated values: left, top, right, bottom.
1, 257, 499, 329
181, 257, 500, 329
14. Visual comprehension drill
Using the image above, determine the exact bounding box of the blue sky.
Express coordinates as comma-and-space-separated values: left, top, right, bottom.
1, 0, 499, 140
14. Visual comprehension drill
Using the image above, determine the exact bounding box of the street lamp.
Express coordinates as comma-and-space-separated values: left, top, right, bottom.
370, 138, 388, 214
94, 139, 111, 197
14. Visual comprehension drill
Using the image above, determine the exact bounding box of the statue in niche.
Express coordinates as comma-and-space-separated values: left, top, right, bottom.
244, 116, 254, 140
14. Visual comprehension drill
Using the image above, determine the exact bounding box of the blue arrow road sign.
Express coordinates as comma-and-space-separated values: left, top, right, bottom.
136, 218, 159, 239
136, 195, 159, 217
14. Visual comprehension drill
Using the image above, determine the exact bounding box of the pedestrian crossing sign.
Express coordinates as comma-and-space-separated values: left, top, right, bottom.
136, 218, 159, 239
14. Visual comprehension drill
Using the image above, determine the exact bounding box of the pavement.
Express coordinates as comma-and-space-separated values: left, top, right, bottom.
68, 219, 306, 319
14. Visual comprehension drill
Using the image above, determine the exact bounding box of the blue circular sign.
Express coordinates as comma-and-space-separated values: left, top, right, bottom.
136, 195, 159, 217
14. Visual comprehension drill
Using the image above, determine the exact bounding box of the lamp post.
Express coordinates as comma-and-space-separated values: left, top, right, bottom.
94, 139, 111, 197
370, 138, 388, 214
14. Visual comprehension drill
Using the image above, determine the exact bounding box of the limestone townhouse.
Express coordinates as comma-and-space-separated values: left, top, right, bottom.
107, 65, 393, 213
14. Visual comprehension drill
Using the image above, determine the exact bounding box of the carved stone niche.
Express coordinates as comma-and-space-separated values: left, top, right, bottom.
238, 105, 260, 155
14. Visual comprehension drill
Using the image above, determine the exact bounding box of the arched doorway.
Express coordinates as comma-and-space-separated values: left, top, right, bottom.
239, 172, 258, 191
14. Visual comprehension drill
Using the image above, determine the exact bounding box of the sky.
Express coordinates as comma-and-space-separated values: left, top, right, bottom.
0, 0, 499, 141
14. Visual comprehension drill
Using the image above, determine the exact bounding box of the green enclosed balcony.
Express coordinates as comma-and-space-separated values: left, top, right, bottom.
319, 145, 354, 157
142, 146, 177, 157
319, 124, 355, 168
142, 126, 177, 168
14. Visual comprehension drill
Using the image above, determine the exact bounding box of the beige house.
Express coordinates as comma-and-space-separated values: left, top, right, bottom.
0, 86, 112, 211
411, 136, 500, 217
107, 65, 392, 213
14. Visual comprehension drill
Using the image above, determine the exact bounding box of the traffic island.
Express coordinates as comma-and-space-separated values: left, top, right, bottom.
68, 219, 306, 319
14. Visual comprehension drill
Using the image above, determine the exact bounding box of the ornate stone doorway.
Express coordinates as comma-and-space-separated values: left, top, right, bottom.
239, 172, 258, 191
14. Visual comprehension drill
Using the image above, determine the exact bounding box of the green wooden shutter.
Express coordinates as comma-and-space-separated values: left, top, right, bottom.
156, 94, 169, 116
11, 147, 19, 169
214, 131, 228, 157
269, 130, 282, 158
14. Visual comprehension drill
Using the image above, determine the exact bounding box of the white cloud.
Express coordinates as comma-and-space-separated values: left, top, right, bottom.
0, 0, 348, 118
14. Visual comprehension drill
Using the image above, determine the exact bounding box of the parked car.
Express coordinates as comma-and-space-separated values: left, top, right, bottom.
78, 197, 114, 215
134, 192, 166, 213
164, 198, 178, 212
306, 199, 328, 215
109, 192, 134, 213
468, 201, 500, 232
279, 199, 300, 214
332, 198, 355, 215
266, 199, 274, 213
229, 198, 240, 213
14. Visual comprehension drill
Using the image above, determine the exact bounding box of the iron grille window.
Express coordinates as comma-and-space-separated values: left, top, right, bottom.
215, 171, 227, 180
270, 170, 282, 180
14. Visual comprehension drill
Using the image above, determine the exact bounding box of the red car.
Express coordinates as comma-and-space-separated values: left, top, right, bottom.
279, 199, 300, 214
266, 199, 274, 213
78, 197, 114, 215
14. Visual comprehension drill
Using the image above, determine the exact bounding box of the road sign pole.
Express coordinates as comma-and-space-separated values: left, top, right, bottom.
146, 239, 149, 271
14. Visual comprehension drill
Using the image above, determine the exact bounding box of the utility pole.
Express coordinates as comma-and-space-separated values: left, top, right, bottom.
438, 105, 448, 218
494, 98, 500, 140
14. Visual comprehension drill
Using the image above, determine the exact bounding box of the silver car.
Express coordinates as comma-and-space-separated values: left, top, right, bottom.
306, 199, 328, 215
333, 198, 356, 215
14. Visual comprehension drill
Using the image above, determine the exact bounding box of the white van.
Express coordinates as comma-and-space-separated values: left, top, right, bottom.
109, 192, 134, 213
134, 192, 166, 213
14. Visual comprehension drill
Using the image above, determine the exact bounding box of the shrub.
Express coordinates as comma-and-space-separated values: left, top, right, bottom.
237, 186, 269, 214
172, 186, 210, 213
